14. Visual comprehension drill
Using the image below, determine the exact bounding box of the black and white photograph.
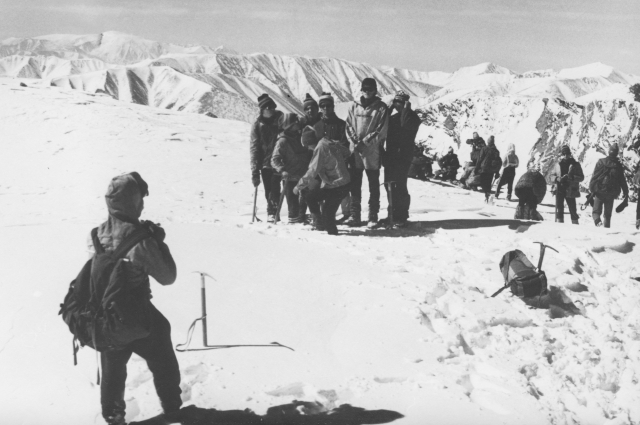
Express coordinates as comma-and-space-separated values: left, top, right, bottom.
1, 1, 639, 424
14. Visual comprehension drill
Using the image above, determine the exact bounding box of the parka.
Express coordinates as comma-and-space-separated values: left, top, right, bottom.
345, 96, 389, 170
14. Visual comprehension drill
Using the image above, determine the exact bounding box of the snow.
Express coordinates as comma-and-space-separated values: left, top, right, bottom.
2, 79, 640, 425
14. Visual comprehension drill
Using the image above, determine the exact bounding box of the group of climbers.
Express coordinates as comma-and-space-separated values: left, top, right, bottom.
250, 83, 635, 232
250, 78, 422, 234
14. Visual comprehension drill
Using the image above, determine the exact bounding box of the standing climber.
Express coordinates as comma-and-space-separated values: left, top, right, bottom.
549, 145, 584, 224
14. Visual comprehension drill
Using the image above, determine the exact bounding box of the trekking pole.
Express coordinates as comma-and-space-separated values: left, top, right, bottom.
252, 186, 261, 223
274, 179, 286, 224
176, 272, 294, 352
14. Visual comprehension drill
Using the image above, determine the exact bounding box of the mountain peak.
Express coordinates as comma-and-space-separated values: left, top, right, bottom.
214, 45, 240, 55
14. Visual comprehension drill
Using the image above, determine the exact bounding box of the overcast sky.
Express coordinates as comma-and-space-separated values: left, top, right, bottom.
1, 0, 639, 74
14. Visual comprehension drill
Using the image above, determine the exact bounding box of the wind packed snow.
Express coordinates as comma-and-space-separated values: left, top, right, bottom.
2, 79, 640, 425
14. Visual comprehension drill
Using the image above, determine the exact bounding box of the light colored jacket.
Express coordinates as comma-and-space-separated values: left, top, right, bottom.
549, 157, 584, 198
345, 96, 389, 170
503, 144, 519, 168
297, 138, 351, 190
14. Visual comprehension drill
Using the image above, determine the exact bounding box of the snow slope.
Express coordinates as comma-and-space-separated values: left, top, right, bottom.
2, 79, 640, 425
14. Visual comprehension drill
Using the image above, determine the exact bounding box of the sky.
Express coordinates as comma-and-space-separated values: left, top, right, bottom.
1, 0, 639, 74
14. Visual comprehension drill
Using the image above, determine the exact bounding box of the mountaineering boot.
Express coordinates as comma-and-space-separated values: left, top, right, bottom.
310, 213, 325, 231
336, 214, 351, 224
571, 219, 579, 225
105, 414, 127, 425
345, 214, 362, 227
393, 219, 409, 229
367, 212, 378, 228
267, 214, 276, 223
507, 194, 512, 201
555, 217, 564, 223
636, 219, 640, 230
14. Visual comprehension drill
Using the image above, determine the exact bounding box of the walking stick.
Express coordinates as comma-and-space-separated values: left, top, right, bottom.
176, 272, 294, 352
274, 179, 286, 224
387, 181, 395, 228
252, 186, 261, 223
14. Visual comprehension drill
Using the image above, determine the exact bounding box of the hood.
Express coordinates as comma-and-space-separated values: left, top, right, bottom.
105, 172, 147, 223
507, 143, 516, 154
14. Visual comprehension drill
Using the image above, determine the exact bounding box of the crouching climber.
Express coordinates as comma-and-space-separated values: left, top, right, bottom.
514, 167, 547, 221
295, 127, 351, 235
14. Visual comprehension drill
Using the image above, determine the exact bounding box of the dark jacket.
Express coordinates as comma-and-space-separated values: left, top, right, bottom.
549, 157, 584, 198
438, 152, 460, 170
313, 114, 349, 150
476, 143, 501, 175
466, 136, 486, 165
384, 105, 422, 167
88, 174, 177, 299
589, 156, 629, 200
515, 170, 547, 204
250, 111, 284, 173
271, 130, 313, 181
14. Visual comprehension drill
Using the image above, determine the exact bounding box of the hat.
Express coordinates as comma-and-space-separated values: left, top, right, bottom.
318, 92, 334, 107
303, 93, 318, 110
280, 113, 299, 132
561, 145, 571, 155
609, 144, 619, 157
257, 93, 276, 110
361, 78, 377, 92
394, 90, 410, 102
301, 126, 318, 148
105, 172, 148, 223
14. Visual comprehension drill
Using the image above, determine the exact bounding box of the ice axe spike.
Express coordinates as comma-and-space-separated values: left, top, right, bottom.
533, 242, 558, 272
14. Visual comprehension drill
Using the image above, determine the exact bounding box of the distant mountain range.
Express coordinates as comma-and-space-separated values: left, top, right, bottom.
2, 31, 639, 187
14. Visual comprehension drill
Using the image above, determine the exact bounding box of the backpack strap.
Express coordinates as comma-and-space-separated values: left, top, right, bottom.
91, 228, 103, 255
112, 227, 151, 259
491, 251, 514, 298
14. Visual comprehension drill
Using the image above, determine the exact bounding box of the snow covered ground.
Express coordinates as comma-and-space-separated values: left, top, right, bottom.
1, 79, 640, 425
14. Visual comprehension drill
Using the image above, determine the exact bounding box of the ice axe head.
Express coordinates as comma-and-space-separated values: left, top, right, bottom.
533, 242, 558, 271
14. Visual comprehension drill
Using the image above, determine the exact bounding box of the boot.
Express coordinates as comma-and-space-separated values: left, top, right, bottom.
105, 414, 127, 425
514, 205, 524, 219
507, 194, 512, 201
636, 219, 640, 230
311, 213, 325, 231
345, 214, 362, 227
571, 219, 579, 225
555, 217, 564, 223
367, 212, 378, 228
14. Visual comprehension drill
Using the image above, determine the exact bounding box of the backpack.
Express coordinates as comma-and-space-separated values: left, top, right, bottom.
492, 250, 547, 299
59, 227, 152, 365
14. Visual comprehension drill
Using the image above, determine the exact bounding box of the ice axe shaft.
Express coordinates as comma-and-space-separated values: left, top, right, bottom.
176, 272, 294, 352
274, 180, 286, 224
387, 181, 395, 227
534, 242, 558, 271
252, 187, 259, 223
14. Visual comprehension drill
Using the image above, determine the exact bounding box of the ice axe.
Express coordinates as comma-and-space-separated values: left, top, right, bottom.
274, 179, 286, 224
251, 186, 261, 223
385, 181, 396, 228
534, 242, 558, 272
176, 271, 294, 352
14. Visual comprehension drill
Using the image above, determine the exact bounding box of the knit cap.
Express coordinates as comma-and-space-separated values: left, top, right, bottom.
609, 144, 619, 157
257, 93, 276, 110
301, 126, 318, 148
303, 93, 318, 110
280, 113, 299, 132
318, 92, 334, 107
361, 78, 377, 91
561, 145, 571, 155
394, 90, 410, 102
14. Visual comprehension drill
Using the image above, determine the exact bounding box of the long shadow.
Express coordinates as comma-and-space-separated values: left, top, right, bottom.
131, 402, 404, 425
342, 219, 539, 237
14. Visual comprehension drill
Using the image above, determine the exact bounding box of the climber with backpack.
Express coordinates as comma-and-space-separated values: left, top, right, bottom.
475, 135, 502, 203
59, 172, 181, 425
589, 144, 629, 228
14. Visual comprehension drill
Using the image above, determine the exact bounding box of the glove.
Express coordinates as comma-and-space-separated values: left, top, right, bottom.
293, 186, 299, 196
144, 221, 166, 242
252, 171, 260, 187
281, 171, 289, 180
